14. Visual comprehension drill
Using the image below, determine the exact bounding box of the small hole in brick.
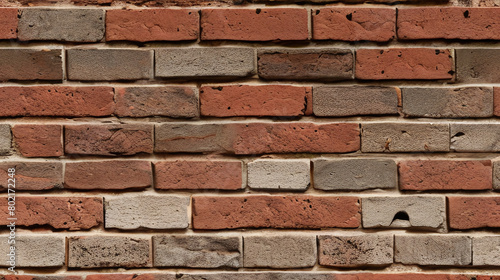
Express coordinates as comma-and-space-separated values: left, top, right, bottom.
346, 13, 352, 21
464, 10, 470, 18
256, 8, 261, 14
390, 211, 411, 227
316, 10, 320, 15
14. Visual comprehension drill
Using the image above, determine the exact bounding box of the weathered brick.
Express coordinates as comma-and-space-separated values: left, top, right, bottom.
313, 8, 395, 41
257, 49, 353, 81
67, 49, 153, 81
399, 160, 492, 191
313, 158, 397, 191
65, 124, 154, 156
244, 235, 316, 268
154, 160, 243, 190
398, 8, 500, 40
356, 49, 454, 80
313, 86, 398, 117
192, 195, 360, 229
402, 87, 493, 118
0, 162, 63, 191
12, 125, 63, 157
105, 195, 189, 229
0, 197, 103, 230
201, 8, 308, 41
86, 275, 172, 280
451, 123, 500, 152
155, 123, 228, 153
4, 276, 82, 280
68, 236, 151, 268
0, 8, 18, 39
154, 236, 241, 268
0, 124, 11, 155
200, 85, 310, 117
0, 49, 62, 81
495, 88, 500, 116
18, 8, 104, 42
248, 159, 310, 191
337, 275, 470, 280
106, 9, 198, 42
361, 122, 450, 152
493, 161, 500, 190
362, 196, 446, 230
319, 235, 393, 267
457, 49, 500, 83
0, 86, 114, 117
448, 197, 500, 229
473, 236, 500, 266
394, 235, 471, 266
0, 235, 65, 267
65, 161, 152, 190
155, 48, 254, 78
115, 86, 198, 118
174, 273, 335, 280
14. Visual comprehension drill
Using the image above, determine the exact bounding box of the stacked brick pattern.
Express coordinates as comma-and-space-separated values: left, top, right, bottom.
1, 0, 500, 279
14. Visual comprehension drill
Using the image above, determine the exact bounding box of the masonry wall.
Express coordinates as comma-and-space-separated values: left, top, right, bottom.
0, 0, 500, 279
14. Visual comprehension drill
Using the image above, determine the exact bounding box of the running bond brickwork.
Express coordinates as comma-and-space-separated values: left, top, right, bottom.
1, 0, 500, 279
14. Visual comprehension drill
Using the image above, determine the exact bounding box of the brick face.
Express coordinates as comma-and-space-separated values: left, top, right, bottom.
0, 49, 63, 81
12, 125, 63, 157
448, 197, 500, 229
0, 8, 18, 39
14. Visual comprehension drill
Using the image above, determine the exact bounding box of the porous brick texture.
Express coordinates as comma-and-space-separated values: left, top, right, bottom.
2, 0, 500, 279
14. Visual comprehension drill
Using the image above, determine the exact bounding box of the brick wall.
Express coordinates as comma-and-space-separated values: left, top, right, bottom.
0, 0, 500, 279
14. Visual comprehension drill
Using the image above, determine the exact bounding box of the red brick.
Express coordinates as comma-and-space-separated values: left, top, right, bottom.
86, 275, 168, 280
0, 49, 63, 81
313, 8, 395, 42
356, 48, 454, 80
201, 8, 308, 41
65, 124, 154, 156
399, 160, 492, 191
192, 195, 360, 229
106, 9, 199, 42
5, 277, 82, 280
200, 85, 310, 117
478, 277, 500, 280
154, 160, 242, 190
449, 197, 500, 229
0, 8, 17, 39
12, 125, 63, 158
0, 162, 63, 191
398, 7, 500, 40
0, 197, 103, 230
336, 274, 471, 280
65, 161, 152, 190
0, 86, 114, 117
494, 88, 500, 116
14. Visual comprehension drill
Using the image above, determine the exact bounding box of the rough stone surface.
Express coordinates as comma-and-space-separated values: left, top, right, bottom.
395, 235, 472, 266
115, 86, 199, 118
361, 122, 450, 152
106, 9, 199, 42
153, 236, 242, 268
472, 236, 500, 266
313, 8, 396, 41
257, 49, 353, 81
0, 86, 115, 117
105, 195, 189, 229
67, 49, 153, 81
201, 8, 308, 41
398, 7, 500, 40
313, 86, 399, 116
0, 235, 65, 267
247, 159, 310, 191
244, 235, 316, 268
18, 8, 104, 42
399, 160, 492, 190
451, 123, 500, 152
0, 124, 11, 155
362, 196, 446, 230
65, 124, 154, 156
0, 162, 63, 191
68, 236, 151, 268
356, 49, 454, 80
457, 49, 500, 83
200, 85, 310, 117
313, 158, 397, 191
155, 160, 243, 190
0, 197, 103, 230
402, 87, 493, 118
192, 195, 360, 229
318, 235, 393, 267
155, 48, 254, 78
0, 49, 62, 81
0, 8, 18, 39
65, 161, 152, 190
448, 197, 500, 229
12, 125, 63, 157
